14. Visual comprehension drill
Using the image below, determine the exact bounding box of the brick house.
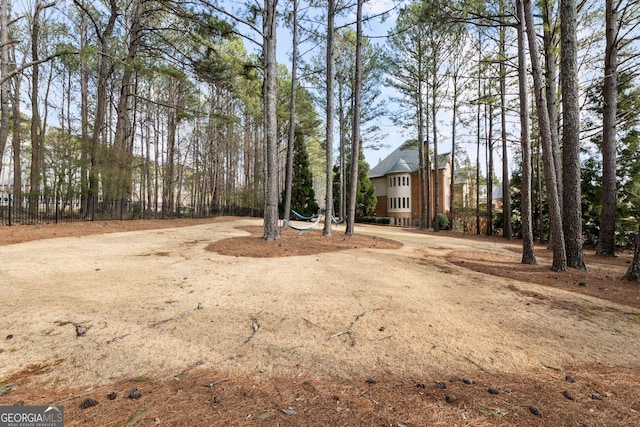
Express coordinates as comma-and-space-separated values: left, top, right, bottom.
369, 145, 452, 227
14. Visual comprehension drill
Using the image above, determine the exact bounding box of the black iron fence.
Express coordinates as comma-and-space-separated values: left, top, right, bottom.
0, 194, 263, 226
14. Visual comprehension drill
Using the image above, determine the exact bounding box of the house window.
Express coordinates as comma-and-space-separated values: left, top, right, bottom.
407, 176, 410, 186
389, 178, 392, 187
402, 198, 406, 209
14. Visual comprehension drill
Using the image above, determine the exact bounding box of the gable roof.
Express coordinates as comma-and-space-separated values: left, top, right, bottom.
369, 145, 450, 179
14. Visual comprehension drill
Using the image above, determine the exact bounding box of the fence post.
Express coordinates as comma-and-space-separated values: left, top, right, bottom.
8, 193, 12, 226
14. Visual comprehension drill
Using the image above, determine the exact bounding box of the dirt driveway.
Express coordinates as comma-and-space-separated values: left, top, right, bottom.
0, 218, 639, 426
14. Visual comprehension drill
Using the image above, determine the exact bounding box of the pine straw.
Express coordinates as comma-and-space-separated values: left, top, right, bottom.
2, 365, 639, 426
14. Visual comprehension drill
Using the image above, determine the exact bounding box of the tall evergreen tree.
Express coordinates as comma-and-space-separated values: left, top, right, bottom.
282, 127, 319, 217
334, 152, 375, 219
263, 0, 280, 240
561, 0, 586, 270
516, 0, 537, 265
598, 0, 618, 256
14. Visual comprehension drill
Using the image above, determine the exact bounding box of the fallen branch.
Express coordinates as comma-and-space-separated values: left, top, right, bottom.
243, 311, 262, 344
464, 356, 491, 374
329, 308, 382, 347
204, 377, 230, 389
174, 360, 206, 380
107, 304, 203, 344
302, 317, 322, 329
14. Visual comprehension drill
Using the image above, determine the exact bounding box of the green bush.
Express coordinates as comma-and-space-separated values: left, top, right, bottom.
359, 216, 393, 225
437, 213, 449, 230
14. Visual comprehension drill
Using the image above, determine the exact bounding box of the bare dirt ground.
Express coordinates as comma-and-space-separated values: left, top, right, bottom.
0, 217, 639, 426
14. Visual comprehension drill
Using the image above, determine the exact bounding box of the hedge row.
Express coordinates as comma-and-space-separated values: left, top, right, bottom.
358, 216, 394, 225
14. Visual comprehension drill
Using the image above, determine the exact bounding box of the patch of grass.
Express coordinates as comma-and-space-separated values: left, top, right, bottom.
133, 375, 149, 382
478, 404, 507, 418
125, 408, 150, 427
184, 240, 207, 245
256, 409, 272, 422
136, 252, 170, 257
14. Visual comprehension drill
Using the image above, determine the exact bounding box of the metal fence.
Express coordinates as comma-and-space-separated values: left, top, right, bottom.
0, 194, 263, 226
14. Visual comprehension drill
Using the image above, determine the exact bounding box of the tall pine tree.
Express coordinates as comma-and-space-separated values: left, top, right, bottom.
281, 127, 319, 217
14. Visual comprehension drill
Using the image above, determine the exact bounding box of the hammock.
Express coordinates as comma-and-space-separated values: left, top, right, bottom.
283, 218, 321, 234
331, 215, 345, 225
291, 209, 319, 221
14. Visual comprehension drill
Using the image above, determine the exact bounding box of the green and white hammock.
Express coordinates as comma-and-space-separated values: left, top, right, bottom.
291, 209, 319, 221
283, 218, 321, 234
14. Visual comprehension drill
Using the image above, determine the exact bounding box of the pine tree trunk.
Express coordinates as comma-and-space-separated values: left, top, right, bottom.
475, 32, 482, 235
487, 105, 494, 236
323, 0, 335, 236
79, 1, 90, 214
597, 0, 618, 256
432, 72, 439, 232
30, 1, 44, 201
516, 0, 536, 264
11, 56, 22, 202
282, 0, 298, 224
418, 40, 427, 230
262, 0, 280, 240
449, 74, 457, 230
0, 0, 10, 176
542, 0, 563, 211
561, 0, 586, 270
499, 0, 512, 239
626, 221, 640, 282
524, 0, 567, 272
345, 0, 363, 236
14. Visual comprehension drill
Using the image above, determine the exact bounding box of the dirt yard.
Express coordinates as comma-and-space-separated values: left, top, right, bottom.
0, 217, 638, 426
